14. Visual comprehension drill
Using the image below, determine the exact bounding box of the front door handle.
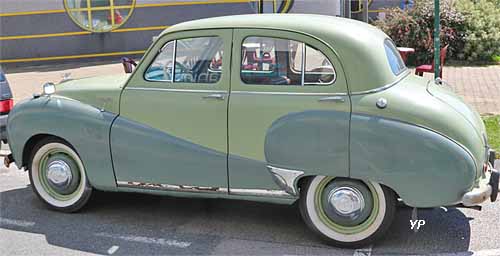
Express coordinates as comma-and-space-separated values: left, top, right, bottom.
318, 96, 345, 103
202, 93, 225, 100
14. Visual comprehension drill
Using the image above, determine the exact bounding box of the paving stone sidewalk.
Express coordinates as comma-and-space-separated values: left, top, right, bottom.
4, 63, 500, 115
418, 65, 500, 115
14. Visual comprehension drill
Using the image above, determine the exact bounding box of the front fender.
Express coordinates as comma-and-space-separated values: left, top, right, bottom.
7, 96, 117, 191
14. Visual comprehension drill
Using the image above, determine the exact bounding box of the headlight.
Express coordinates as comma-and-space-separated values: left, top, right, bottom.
42, 82, 56, 95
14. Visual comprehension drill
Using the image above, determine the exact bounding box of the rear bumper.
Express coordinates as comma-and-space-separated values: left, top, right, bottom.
0, 114, 7, 142
461, 165, 499, 206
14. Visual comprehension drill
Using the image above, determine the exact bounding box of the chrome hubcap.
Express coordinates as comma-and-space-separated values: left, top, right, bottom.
328, 186, 365, 219
46, 160, 72, 187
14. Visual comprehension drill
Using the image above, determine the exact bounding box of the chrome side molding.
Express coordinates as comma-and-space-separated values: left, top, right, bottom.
230, 188, 294, 198
267, 165, 304, 196
117, 181, 228, 194
116, 181, 295, 199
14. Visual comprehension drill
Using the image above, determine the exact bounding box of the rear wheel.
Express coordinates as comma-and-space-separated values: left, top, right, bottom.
29, 138, 92, 212
299, 176, 396, 248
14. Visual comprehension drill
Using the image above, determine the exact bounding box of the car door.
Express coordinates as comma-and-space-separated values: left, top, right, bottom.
111, 29, 232, 189
228, 29, 350, 193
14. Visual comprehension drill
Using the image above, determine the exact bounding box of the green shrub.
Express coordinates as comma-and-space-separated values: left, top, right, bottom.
373, 0, 466, 65
374, 0, 500, 63
455, 0, 500, 61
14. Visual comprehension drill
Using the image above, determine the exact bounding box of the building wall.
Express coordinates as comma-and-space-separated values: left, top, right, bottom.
0, 0, 256, 65
0, 0, 400, 66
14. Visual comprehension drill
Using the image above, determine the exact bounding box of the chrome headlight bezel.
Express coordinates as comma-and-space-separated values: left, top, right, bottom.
42, 82, 56, 95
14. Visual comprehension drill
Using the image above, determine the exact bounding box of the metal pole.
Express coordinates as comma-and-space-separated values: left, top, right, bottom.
434, 0, 440, 78
362, 0, 369, 22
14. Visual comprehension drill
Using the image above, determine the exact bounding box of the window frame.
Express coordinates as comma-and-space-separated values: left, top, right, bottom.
63, 0, 136, 33
144, 36, 224, 85
240, 35, 337, 87
384, 38, 408, 76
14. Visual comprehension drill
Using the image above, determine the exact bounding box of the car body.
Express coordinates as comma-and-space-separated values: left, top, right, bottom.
0, 67, 13, 144
6, 14, 499, 247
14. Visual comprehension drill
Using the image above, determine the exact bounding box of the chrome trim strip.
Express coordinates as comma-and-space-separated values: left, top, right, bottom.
126, 87, 227, 94
230, 188, 295, 198
116, 181, 295, 199
171, 40, 177, 83
231, 91, 348, 96
350, 70, 411, 95
300, 43, 306, 86
267, 165, 304, 196
117, 181, 228, 194
128, 87, 347, 96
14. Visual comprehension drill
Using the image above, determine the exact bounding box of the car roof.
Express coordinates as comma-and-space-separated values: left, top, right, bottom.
160, 14, 407, 93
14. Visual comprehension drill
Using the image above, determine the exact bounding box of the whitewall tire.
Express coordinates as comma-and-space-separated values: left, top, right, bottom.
299, 176, 396, 248
29, 138, 92, 212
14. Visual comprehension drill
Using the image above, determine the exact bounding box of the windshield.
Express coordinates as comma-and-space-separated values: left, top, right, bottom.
384, 39, 407, 76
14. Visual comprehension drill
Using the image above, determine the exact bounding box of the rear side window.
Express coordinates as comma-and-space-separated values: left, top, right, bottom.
145, 36, 223, 84
384, 39, 406, 75
241, 36, 335, 86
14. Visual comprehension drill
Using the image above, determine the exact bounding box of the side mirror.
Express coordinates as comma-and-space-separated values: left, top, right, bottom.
121, 57, 137, 74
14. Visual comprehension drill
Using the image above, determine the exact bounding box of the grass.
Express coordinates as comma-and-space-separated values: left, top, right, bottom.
493, 55, 500, 63
483, 115, 500, 158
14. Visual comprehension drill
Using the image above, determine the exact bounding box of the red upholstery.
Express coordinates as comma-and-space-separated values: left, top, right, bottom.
415, 64, 432, 72
415, 45, 449, 78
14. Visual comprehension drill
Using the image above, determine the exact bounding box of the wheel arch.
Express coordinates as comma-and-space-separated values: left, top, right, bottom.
7, 96, 119, 191
22, 134, 70, 169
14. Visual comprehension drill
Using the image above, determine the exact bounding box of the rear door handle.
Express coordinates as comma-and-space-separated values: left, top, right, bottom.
318, 96, 345, 103
202, 93, 225, 100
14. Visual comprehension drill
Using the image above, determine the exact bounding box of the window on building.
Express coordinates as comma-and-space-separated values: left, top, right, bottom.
145, 37, 224, 84
241, 36, 336, 86
64, 0, 135, 32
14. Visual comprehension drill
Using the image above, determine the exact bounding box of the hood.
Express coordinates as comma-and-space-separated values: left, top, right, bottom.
55, 74, 129, 114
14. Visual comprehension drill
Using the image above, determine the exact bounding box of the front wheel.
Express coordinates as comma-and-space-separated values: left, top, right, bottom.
29, 138, 92, 212
299, 176, 396, 248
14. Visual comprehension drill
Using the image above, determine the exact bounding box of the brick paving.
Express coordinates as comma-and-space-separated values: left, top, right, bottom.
418, 65, 500, 115
4, 63, 500, 115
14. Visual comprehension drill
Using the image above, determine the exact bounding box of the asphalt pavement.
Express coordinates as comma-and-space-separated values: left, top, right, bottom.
1, 156, 500, 256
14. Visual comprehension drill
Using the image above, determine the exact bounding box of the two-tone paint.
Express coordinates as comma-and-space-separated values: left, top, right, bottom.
7, 14, 492, 208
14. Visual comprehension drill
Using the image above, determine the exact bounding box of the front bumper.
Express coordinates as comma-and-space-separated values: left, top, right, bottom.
462, 165, 499, 206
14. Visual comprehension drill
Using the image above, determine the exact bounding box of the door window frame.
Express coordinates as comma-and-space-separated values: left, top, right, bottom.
125, 29, 233, 91
231, 28, 348, 94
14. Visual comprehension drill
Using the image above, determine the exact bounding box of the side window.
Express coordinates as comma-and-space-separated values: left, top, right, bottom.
241, 36, 335, 86
145, 41, 174, 82
304, 45, 336, 84
384, 39, 406, 75
145, 36, 223, 84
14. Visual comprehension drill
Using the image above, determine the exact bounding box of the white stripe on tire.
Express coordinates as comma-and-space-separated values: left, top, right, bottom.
31, 143, 87, 208
305, 176, 386, 243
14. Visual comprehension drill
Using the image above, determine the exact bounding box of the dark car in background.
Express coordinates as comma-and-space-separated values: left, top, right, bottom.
0, 67, 13, 145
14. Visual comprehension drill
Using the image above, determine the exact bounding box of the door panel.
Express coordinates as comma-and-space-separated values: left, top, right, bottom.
111, 29, 232, 188
228, 29, 351, 191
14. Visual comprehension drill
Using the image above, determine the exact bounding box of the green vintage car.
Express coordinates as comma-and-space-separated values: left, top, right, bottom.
6, 14, 499, 247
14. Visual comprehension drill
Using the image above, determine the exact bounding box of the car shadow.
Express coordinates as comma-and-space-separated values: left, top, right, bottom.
0, 186, 472, 255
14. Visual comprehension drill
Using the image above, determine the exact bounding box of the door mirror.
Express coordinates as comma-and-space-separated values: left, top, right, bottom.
121, 57, 137, 74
